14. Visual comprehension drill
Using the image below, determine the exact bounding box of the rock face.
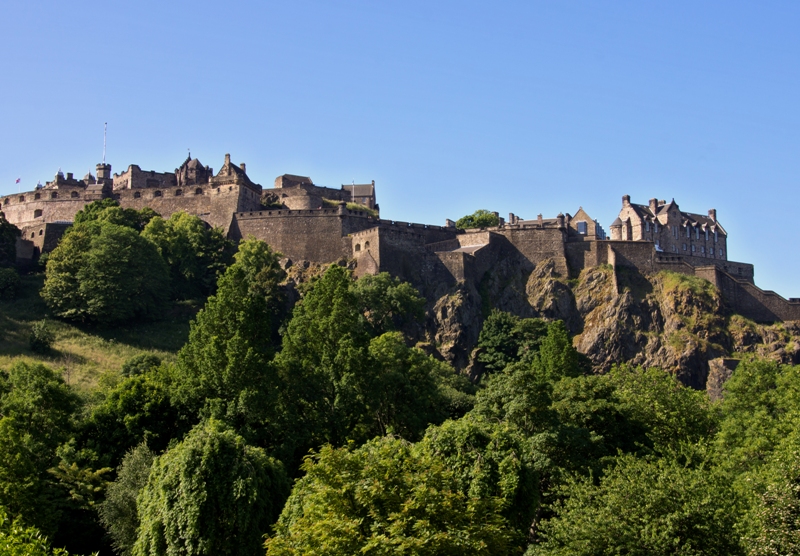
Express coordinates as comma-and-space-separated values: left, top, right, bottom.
424, 260, 800, 389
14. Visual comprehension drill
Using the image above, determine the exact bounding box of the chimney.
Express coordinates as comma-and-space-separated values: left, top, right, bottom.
224, 153, 231, 165
708, 208, 717, 222
622, 194, 630, 206
239, 163, 246, 173
649, 198, 658, 214
537, 214, 543, 227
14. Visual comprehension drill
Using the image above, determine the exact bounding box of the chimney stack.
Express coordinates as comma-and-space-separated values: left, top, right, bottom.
622, 194, 630, 206
708, 209, 717, 222
649, 198, 658, 214
239, 163, 246, 173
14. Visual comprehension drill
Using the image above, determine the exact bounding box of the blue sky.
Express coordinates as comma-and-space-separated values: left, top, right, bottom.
2, 1, 799, 296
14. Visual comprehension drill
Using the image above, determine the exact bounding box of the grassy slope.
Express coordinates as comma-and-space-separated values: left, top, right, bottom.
0, 273, 196, 393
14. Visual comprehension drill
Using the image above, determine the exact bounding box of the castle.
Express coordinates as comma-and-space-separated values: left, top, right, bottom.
3, 154, 798, 323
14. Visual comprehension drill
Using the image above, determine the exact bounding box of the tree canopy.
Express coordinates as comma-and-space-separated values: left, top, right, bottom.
455, 209, 500, 230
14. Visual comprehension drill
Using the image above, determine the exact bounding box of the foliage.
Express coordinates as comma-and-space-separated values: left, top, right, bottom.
0, 267, 20, 300
0, 506, 86, 556
0, 211, 21, 267
29, 320, 54, 353
420, 415, 539, 532
74, 200, 157, 232
134, 420, 289, 556
41, 221, 170, 325
141, 212, 234, 299
477, 310, 549, 374
120, 354, 162, 378
0, 362, 80, 535
172, 239, 286, 437
266, 436, 522, 555
455, 209, 500, 230
532, 454, 744, 556
97, 444, 155, 556
351, 272, 425, 336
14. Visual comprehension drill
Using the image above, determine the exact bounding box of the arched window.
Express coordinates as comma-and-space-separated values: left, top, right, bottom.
50, 192, 58, 199
30, 232, 35, 238
154, 190, 162, 197
34, 193, 41, 200
39, 229, 43, 236
70, 191, 79, 198
175, 189, 182, 196
18, 196, 24, 202
34, 209, 42, 218
134, 191, 141, 199
2, 198, 8, 205
195, 188, 203, 195
364, 241, 370, 249
355, 244, 361, 252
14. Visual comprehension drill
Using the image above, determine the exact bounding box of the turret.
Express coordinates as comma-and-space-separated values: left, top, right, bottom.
96, 163, 111, 181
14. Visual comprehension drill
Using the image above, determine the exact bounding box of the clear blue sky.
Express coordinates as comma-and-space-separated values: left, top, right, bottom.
2, 1, 799, 296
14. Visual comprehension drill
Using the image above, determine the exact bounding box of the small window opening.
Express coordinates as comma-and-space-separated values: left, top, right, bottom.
355, 244, 361, 252
134, 191, 141, 199
154, 190, 162, 197
175, 189, 182, 196
34, 193, 41, 200
34, 209, 42, 218
50, 192, 58, 199
195, 188, 203, 195
70, 191, 79, 198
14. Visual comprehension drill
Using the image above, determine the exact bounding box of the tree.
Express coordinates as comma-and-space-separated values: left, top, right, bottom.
0, 507, 81, 556
0, 362, 81, 536
172, 239, 286, 438
351, 272, 425, 336
74, 200, 157, 232
477, 310, 548, 374
134, 420, 289, 556
0, 210, 21, 267
455, 209, 500, 230
97, 444, 155, 556
141, 212, 234, 299
265, 436, 522, 555
41, 221, 169, 325
532, 454, 744, 556
120, 354, 161, 378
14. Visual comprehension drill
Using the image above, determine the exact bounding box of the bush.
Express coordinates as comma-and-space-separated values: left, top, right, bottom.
0, 267, 20, 300
29, 320, 54, 353
120, 354, 162, 378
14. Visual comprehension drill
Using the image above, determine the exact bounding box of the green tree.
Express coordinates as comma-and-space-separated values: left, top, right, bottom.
74, 200, 157, 232
351, 272, 425, 335
41, 221, 169, 325
266, 436, 522, 555
0, 362, 80, 535
0, 210, 21, 267
477, 310, 549, 374
0, 507, 84, 556
455, 209, 500, 230
141, 212, 234, 299
97, 444, 155, 556
134, 420, 289, 556
120, 354, 162, 378
172, 239, 286, 438
532, 454, 744, 556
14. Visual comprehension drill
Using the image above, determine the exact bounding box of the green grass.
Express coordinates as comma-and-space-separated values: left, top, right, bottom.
0, 273, 197, 392
321, 198, 379, 218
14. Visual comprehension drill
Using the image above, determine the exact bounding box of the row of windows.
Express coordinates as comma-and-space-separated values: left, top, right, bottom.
645, 222, 719, 242
656, 240, 725, 258
132, 187, 205, 199
354, 241, 371, 252
3, 191, 81, 205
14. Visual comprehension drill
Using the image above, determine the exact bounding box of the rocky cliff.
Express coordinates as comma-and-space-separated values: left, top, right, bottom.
426, 259, 800, 389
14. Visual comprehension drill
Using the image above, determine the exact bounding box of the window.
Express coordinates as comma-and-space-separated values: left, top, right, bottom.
720, 249, 724, 257
175, 189, 182, 196
710, 247, 715, 255
654, 222, 659, 233
714, 231, 718, 243
154, 190, 162, 197
691, 245, 696, 252
705, 229, 709, 241
695, 228, 700, 239
645, 221, 650, 232
682, 243, 687, 251
18, 196, 24, 202
34, 193, 41, 200
355, 244, 361, 252
39, 229, 43, 236
672, 226, 678, 238
134, 191, 141, 199
195, 188, 203, 195
701, 246, 705, 254
577, 221, 588, 234
71, 191, 79, 198
686, 226, 690, 238
364, 241, 370, 249
34, 209, 42, 218
30, 232, 35, 238
2, 198, 8, 205
50, 192, 58, 199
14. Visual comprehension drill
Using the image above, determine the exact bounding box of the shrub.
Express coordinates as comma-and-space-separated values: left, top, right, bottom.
120, 354, 162, 378
0, 267, 21, 300
29, 320, 54, 353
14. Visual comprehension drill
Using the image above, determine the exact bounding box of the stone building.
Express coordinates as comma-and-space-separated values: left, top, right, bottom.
3, 153, 798, 323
